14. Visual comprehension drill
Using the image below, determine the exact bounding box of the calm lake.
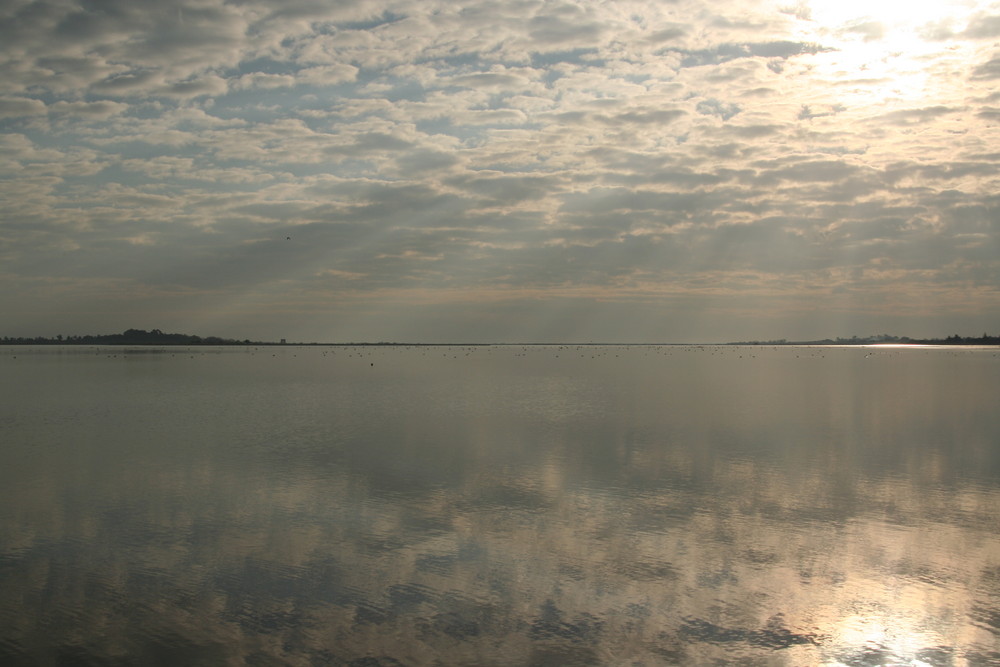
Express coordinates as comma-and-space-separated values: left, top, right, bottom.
1, 344, 999, 666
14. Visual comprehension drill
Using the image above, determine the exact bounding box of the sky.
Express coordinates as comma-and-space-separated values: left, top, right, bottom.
1, 0, 999, 343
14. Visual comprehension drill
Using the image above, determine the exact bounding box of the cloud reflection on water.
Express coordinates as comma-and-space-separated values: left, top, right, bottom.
0, 345, 998, 664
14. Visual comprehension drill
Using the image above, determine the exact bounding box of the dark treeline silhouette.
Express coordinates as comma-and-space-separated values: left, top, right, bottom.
731, 333, 1000, 346
4, 329, 1000, 346
1, 328, 266, 346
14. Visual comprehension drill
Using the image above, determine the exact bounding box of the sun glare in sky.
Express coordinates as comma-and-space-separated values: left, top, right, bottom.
791, 0, 980, 108
805, 0, 964, 28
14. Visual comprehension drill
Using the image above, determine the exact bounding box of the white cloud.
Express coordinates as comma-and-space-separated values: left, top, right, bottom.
231, 72, 296, 90
296, 64, 359, 86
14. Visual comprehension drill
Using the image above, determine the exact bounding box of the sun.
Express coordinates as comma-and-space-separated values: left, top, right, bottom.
781, 0, 987, 108
789, 0, 984, 55
803, 0, 967, 33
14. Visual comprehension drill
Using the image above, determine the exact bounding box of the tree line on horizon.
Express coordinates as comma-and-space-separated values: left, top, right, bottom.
2, 328, 1000, 346
0, 328, 265, 346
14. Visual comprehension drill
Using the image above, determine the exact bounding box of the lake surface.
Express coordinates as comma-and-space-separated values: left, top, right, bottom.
1, 344, 999, 666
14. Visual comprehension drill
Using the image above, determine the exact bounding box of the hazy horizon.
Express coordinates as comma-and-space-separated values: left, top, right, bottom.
2, 0, 999, 341
4, 329, 999, 346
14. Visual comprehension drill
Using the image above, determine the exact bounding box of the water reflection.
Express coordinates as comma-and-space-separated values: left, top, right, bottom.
1, 345, 998, 665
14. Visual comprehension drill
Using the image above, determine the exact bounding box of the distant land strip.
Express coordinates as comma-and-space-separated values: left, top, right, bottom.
0, 328, 264, 346
2, 329, 1000, 346
729, 333, 1000, 345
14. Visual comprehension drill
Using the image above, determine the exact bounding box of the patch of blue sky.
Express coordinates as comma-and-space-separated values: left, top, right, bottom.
623, 73, 653, 85
74, 136, 196, 161
366, 79, 428, 105
530, 48, 604, 69
124, 102, 169, 121
673, 41, 831, 68
418, 51, 487, 70
408, 115, 513, 144
340, 12, 408, 32
206, 95, 324, 123
231, 58, 301, 77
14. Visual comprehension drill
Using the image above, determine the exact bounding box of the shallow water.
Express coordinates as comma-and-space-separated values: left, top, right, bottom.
1, 344, 999, 666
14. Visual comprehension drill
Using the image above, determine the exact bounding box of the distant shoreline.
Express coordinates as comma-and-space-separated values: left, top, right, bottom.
726, 334, 1000, 346
2, 329, 999, 347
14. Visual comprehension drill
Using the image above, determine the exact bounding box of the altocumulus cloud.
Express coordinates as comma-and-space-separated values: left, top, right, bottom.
1, 0, 999, 342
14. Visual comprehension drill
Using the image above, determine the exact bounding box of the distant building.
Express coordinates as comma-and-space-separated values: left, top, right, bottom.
280, 338, 286, 344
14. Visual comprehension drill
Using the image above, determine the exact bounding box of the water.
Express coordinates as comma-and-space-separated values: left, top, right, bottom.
1, 344, 999, 666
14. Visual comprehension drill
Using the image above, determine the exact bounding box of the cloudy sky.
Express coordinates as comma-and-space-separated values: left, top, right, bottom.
2, 0, 999, 342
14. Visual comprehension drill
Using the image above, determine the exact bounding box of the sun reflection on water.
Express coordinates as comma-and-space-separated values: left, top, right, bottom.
827, 611, 940, 666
